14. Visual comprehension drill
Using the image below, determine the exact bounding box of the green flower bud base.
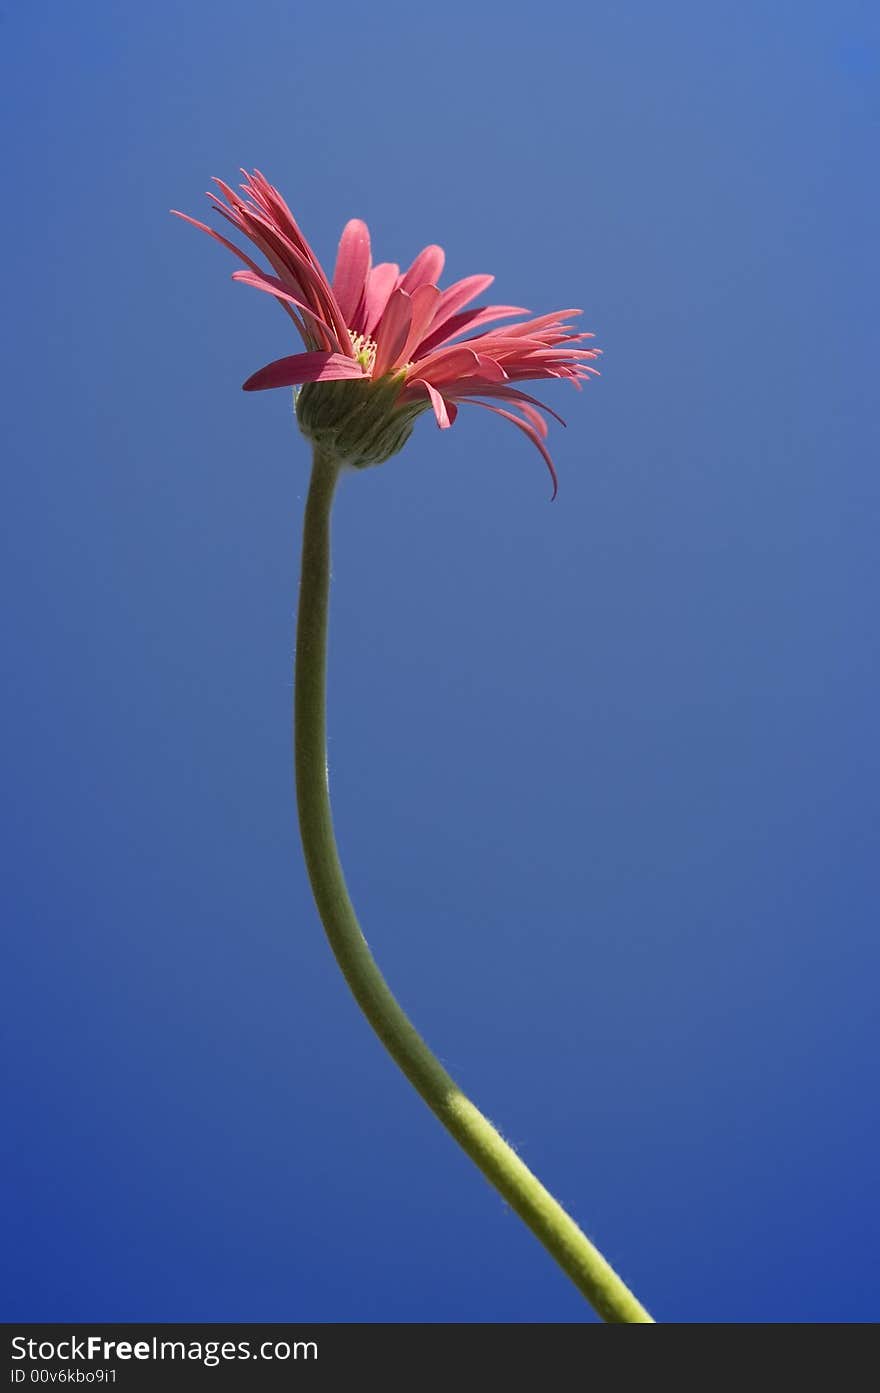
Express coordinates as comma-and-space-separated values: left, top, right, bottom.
296, 375, 427, 469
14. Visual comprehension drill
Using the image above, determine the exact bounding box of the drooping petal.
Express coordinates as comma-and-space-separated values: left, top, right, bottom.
399, 244, 445, 294
459, 399, 559, 499
372, 288, 414, 378
451, 382, 567, 429
332, 219, 372, 324
242, 351, 366, 392
410, 379, 457, 428
506, 400, 548, 438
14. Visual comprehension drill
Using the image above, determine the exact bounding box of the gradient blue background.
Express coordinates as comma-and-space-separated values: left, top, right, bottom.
3, 1, 878, 1323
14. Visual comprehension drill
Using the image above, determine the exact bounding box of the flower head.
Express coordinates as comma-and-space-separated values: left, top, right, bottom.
173, 170, 600, 496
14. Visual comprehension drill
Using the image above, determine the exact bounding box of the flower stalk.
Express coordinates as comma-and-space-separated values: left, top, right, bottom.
294, 446, 653, 1324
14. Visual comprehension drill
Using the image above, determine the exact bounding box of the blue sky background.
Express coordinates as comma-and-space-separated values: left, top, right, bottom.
3, 2, 878, 1323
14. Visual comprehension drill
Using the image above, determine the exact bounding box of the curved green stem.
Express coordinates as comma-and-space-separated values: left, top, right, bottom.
294, 446, 653, 1324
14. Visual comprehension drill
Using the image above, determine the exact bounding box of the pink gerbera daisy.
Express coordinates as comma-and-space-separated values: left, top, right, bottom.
173, 170, 600, 496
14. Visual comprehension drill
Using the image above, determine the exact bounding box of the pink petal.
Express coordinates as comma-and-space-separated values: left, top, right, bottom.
461, 399, 559, 499
212, 183, 352, 353
210, 206, 338, 351
451, 383, 567, 429
172, 208, 309, 338
242, 171, 316, 268
495, 309, 583, 337
359, 263, 400, 337
231, 269, 337, 342
399, 244, 445, 293
332, 218, 372, 324
507, 401, 548, 438
242, 352, 366, 392
413, 304, 529, 358
459, 397, 550, 437
372, 288, 414, 377
399, 283, 442, 365
171, 209, 265, 276
239, 172, 335, 302
410, 345, 481, 388
427, 274, 495, 339
410, 379, 456, 428
472, 355, 508, 382
209, 189, 310, 288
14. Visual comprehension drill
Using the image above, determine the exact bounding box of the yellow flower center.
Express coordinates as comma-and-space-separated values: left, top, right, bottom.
349, 331, 377, 373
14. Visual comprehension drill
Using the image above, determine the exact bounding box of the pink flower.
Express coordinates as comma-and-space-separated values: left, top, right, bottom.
173, 170, 600, 496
